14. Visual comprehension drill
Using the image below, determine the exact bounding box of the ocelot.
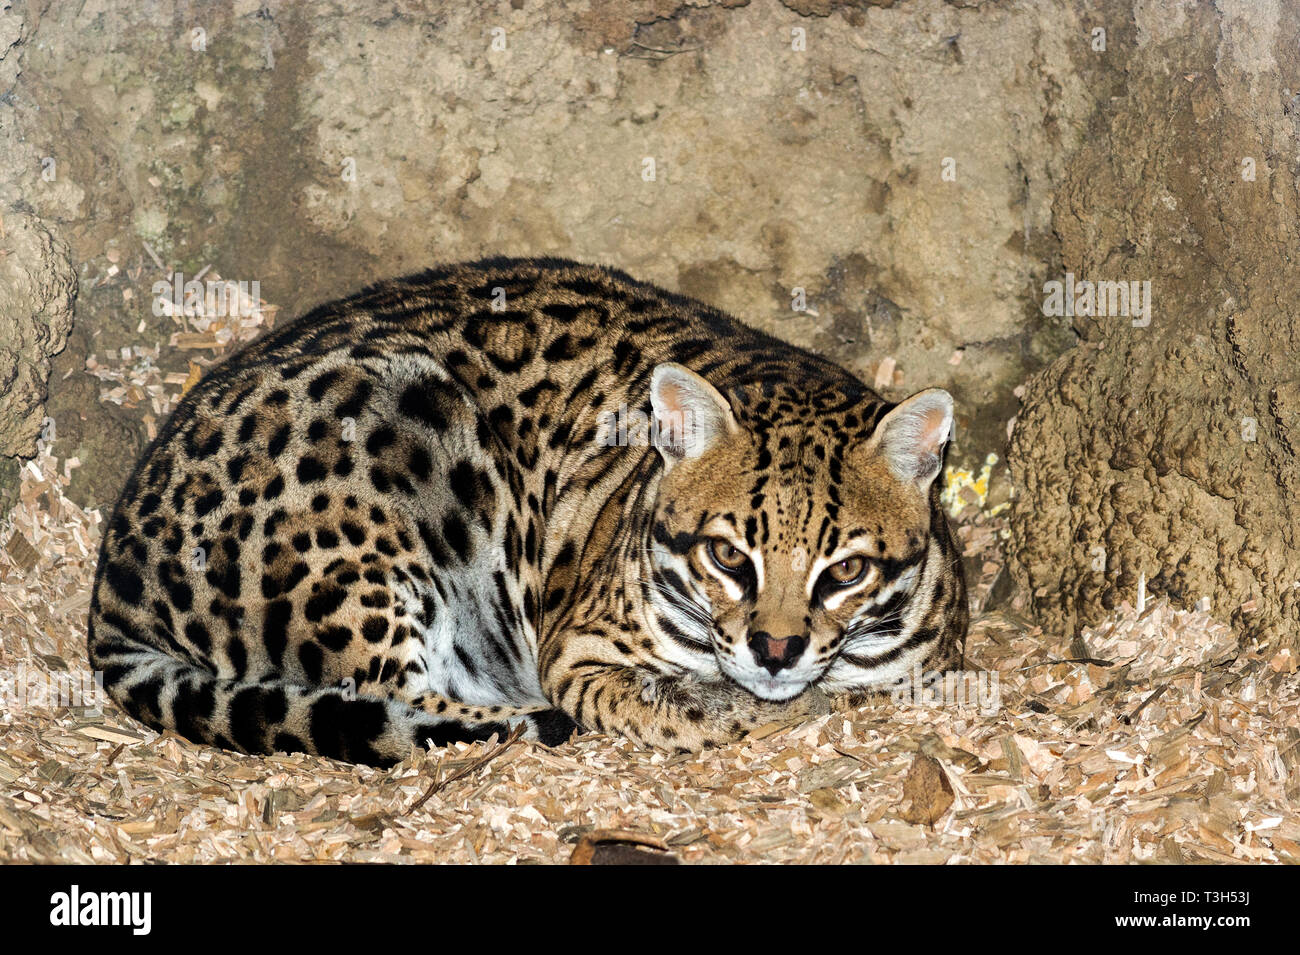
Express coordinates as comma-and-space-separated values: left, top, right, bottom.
88, 257, 967, 766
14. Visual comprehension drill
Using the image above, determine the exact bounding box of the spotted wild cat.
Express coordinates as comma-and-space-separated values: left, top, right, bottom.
88, 257, 967, 765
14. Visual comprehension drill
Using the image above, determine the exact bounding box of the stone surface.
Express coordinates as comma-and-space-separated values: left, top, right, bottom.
3, 0, 1106, 509
0, 1, 78, 514
1006, 0, 1300, 648
0, 211, 75, 459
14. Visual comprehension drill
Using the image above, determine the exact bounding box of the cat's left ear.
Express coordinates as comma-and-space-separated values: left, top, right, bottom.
863, 388, 954, 490
649, 363, 739, 469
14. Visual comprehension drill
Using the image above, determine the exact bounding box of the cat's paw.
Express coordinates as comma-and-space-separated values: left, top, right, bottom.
769, 684, 831, 720
799, 684, 833, 717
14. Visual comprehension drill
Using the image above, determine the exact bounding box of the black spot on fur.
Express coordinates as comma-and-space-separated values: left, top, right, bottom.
316, 625, 353, 651
263, 474, 285, 501
305, 584, 347, 622
229, 685, 288, 752
297, 455, 328, 483
365, 426, 396, 455
530, 710, 577, 746
361, 616, 388, 643
104, 561, 144, 603
171, 678, 216, 743
263, 599, 291, 666
268, 423, 291, 458
442, 514, 471, 562
360, 589, 390, 609
336, 379, 373, 419
273, 732, 306, 754
543, 334, 577, 361
298, 641, 323, 683
192, 427, 224, 459
194, 489, 224, 518
183, 619, 211, 653
227, 635, 247, 678
164, 575, 193, 613
408, 446, 432, 481
308, 368, 343, 401
397, 382, 449, 431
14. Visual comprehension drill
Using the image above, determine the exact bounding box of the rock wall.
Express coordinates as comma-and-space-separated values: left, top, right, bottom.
0, 1, 76, 513
2, 0, 1106, 509
1006, 0, 1300, 647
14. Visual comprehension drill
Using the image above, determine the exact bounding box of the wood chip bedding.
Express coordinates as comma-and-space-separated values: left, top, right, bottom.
2, 445, 1294, 865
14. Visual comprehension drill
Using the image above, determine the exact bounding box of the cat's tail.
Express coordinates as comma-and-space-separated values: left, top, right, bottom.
87, 604, 575, 767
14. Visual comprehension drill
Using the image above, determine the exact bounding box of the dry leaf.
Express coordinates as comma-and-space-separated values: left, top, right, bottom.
898, 755, 955, 826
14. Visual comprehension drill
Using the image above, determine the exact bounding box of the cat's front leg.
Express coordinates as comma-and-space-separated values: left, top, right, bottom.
542, 657, 829, 751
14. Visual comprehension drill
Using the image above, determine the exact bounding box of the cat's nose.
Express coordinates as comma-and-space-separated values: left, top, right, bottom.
748, 632, 808, 675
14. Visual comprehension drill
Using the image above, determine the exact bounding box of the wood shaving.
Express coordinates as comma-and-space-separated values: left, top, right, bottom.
1, 448, 1294, 864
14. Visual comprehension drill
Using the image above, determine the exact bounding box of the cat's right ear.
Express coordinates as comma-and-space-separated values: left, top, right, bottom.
649, 363, 738, 469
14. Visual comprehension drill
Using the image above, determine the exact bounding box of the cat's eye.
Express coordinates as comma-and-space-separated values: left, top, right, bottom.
825, 556, 867, 586
707, 539, 749, 573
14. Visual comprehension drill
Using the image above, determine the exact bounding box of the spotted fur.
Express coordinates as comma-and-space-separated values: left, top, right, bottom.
88, 257, 967, 765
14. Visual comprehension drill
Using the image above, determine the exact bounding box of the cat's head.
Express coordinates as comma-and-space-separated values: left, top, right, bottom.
645, 362, 958, 701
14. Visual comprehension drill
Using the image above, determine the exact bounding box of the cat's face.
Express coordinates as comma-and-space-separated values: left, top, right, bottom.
645, 363, 957, 701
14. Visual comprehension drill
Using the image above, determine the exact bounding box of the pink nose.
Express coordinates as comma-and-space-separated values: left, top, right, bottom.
747, 632, 807, 675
